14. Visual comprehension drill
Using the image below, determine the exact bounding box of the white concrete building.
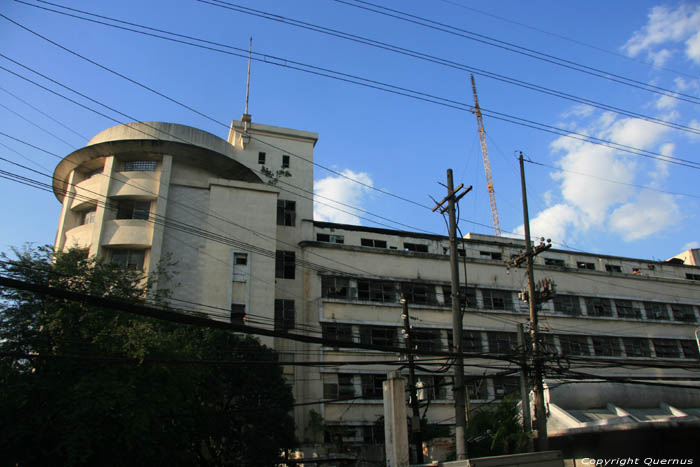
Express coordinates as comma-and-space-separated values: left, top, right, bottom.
53, 118, 700, 460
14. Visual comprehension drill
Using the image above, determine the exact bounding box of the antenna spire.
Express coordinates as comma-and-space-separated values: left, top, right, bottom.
243, 37, 253, 132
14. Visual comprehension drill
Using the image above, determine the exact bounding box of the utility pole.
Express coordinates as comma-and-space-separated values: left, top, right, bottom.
516, 323, 533, 452
432, 169, 472, 460
514, 152, 549, 450
401, 295, 424, 464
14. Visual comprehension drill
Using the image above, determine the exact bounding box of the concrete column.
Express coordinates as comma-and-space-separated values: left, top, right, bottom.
147, 154, 172, 274
90, 156, 115, 258
54, 169, 78, 251
383, 371, 409, 467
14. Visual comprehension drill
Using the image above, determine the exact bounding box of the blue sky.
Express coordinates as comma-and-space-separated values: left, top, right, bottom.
1, 0, 699, 261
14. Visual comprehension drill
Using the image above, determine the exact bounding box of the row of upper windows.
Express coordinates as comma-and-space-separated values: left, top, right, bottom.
81, 160, 157, 179
320, 276, 700, 323
77, 199, 153, 225
315, 233, 699, 281
320, 323, 700, 361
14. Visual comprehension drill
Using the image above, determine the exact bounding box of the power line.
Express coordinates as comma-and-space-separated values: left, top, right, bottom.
331, 0, 700, 105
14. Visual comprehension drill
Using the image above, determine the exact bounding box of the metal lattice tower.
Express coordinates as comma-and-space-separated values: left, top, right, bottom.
470, 74, 501, 236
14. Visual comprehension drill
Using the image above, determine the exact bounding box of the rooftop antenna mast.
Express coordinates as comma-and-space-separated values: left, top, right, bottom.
471, 74, 501, 236
243, 36, 253, 132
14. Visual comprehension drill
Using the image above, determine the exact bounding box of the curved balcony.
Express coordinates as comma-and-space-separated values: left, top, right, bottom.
108, 171, 159, 198
71, 175, 104, 211
100, 220, 153, 247
63, 223, 93, 250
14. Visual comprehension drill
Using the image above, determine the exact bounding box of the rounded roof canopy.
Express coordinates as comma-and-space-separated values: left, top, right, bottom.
53, 122, 263, 202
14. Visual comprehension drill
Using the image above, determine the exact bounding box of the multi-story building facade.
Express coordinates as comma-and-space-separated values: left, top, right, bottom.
53, 118, 700, 460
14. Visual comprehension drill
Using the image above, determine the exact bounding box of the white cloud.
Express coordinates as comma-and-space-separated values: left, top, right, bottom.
622, 4, 700, 64
513, 203, 581, 243
562, 104, 595, 119
683, 241, 700, 250
609, 191, 681, 241
314, 169, 374, 224
655, 93, 678, 110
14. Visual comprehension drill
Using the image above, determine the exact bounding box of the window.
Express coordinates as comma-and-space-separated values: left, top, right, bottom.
116, 199, 150, 220
322, 276, 352, 300
552, 295, 581, 316
404, 242, 428, 253
400, 283, 437, 305
585, 297, 613, 317
686, 273, 700, 281
559, 335, 591, 356
680, 340, 700, 359
481, 289, 514, 311
357, 279, 395, 303
359, 326, 396, 347
317, 233, 344, 244
121, 160, 156, 172
577, 261, 595, 270
493, 376, 520, 399
81, 208, 96, 225
605, 264, 622, 273
322, 323, 353, 343
643, 302, 669, 320
418, 375, 448, 401
592, 336, 622, 357
258, 152, 266, 164
282, 155, 290, 168
615, 300, 642, 319
623, 337, 651, 357
230, 303, 246, 324
275, 251, 295, 279
653, 339, 680, 358
447, 330, 483, 352
443, 286, 477, 308
671, 304, 696, 323
110, 249, 145, 271
480, 251, 502, 260
468, 378, 488, 400
274, 299, 295, 331
361, 238, 387, 248
487, 332, 517, 354
324, 374, 355, 399
361, 374, 385, 399
444, 247, 466, 257
544, 258, 566, 267
411, 329, 442, 352
276, 200, 296, 226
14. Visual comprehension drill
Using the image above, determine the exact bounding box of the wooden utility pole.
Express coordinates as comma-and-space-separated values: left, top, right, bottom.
518, 152, 548, 450
432, 169, 472, 459
401, 295, 424, 464
516, 323, 534, 452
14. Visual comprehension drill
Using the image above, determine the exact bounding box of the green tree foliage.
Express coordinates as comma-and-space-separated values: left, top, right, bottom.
0, 246, 295, 466
466, 395, 529, 458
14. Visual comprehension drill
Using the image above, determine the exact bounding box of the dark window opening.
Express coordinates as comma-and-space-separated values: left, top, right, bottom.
322, 323, 353, 343
487, 332, 517, 354
322, 276, 351, 300
360, 326, 396, 347
274, 299, 295, 332
644, 302, 669, 320
680, 340, 700, 359
577, 261, 595, 270
411, 329, 442, 352
275, 250, 295, 279
480, 251, 502, 260
361, 374, 385, 399
230, 303, 246, 324
404, 242, 429, 253
671, 304, 696, 323
552, 295, 581, 316
357, 279, 395, 303
592, 336, 622, 357
317, 233, 344, 244
559, 335, 591, 356
482, 289, 514, 311
110, 249, 145, 271
276, 200, 296, 226
258, 152, 266, 164
282, 155, 290, 168
615, 300, 642, 319
493, 376, 520, 399
653, 339, 680, 358
443, 286, 477, 309
400, 283, 437, 306
545, 258, 566, 267
585, 297, 613, 317
686, 273, 700, 281
447, 330, 483, 353
361, 238, 387, 248
623, 337, 651, 358
116, 199, 150, 220
605, 264, 622, 273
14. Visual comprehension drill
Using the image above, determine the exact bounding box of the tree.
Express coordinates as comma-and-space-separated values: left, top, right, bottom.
0, 245, 295, 466
465, 395, 529, 458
